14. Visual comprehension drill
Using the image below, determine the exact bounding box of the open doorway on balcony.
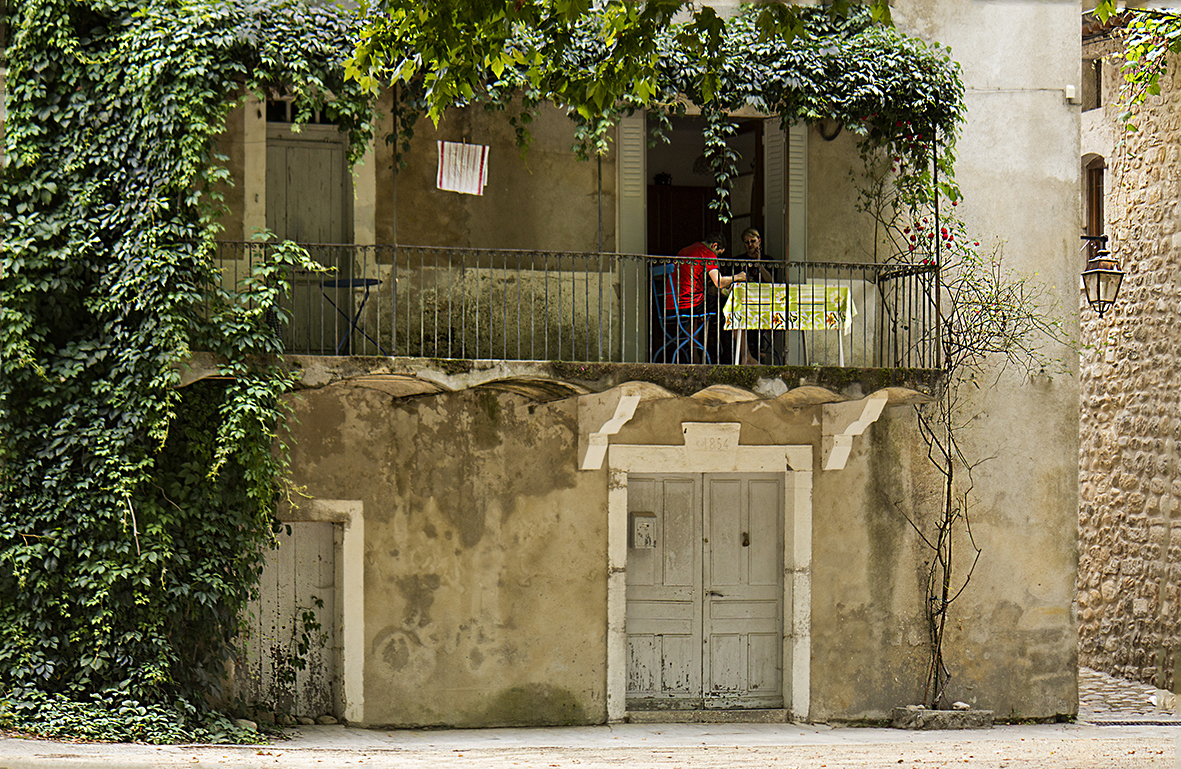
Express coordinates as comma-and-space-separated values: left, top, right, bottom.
645, 115, 768, 259
640, 115, 789, 364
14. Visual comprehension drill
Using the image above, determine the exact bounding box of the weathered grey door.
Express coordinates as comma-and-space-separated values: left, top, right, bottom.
626, 475, 703, 706
266, 127, 350, 353
234, 521, 339, 718
626, 473, 784, 710
701, 475, 784, 707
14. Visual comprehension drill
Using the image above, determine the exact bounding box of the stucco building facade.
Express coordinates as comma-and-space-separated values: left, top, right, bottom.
204, 1, 1083, 727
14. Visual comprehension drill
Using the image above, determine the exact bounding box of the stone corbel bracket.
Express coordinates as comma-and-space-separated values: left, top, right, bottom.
579, 390, 642, 470
821, 391, 888, 471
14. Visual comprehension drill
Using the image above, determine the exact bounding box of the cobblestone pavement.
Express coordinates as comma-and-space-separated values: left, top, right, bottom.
1080, 665, 1181, 724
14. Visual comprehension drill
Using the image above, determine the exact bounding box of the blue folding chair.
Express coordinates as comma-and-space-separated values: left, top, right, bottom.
651, 263, 711, 364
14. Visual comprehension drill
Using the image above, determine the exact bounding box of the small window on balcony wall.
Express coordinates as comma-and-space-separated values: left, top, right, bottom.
1083, 58, 1103, 112
266, 97, 337, 125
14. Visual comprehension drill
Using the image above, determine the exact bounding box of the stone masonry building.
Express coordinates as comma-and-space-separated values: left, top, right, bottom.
1080, 13, 1181, 687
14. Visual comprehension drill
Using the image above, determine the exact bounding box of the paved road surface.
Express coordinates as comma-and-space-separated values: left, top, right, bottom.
3, 667, 1180, 768
0, 722, 1177, 768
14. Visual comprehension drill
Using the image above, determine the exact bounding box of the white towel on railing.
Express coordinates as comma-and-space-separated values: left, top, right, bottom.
436, 141, 489, 196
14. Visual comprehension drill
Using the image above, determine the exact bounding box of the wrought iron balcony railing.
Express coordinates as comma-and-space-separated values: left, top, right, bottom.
212, 242, 940, 369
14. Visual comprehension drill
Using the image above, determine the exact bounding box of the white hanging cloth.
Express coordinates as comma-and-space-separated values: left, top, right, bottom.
436, 141, 489, 196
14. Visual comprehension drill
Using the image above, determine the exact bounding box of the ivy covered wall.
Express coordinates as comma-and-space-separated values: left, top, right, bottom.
0, 0, 375, 708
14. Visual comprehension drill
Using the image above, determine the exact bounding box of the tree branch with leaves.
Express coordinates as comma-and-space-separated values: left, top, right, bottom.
1091, 2, 1181, 131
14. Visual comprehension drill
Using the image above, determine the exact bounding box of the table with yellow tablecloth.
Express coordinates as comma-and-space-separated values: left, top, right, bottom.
722, 283, 858, 364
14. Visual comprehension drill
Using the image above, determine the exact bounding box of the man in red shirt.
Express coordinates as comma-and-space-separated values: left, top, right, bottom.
666, 232, 746, 363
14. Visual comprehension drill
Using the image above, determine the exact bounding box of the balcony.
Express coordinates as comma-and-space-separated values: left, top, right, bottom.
214, 241, 939, 362
197, 242, 941, 401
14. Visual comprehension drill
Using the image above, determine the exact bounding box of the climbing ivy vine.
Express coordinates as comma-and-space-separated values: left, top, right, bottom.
376, 5, 965, 222
0, 0, 375, 724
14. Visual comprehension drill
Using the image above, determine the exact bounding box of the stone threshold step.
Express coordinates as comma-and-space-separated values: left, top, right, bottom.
627, 709, 789, 724
891, 707, 993, 730
1085, 718, 1181, 726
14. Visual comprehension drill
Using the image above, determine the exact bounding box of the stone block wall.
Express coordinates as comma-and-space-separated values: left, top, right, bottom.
1079, 38, 1181, 687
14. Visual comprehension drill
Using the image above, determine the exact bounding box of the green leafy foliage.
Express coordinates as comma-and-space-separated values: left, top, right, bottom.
1094, 1, 1118, 22
378, 5, 964, 222
0, 688, 264, 744
349, 0, 896, 127
0, 0, 375, 723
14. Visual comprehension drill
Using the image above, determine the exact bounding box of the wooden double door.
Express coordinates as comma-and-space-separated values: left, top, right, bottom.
626, 473, 784, 710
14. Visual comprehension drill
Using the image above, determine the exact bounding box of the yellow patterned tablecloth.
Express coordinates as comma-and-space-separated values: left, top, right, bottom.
723, 283, 856, 334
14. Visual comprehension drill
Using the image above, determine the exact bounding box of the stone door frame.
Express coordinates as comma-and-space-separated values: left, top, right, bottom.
606, 423, 813, 722
279, 498, 365, 724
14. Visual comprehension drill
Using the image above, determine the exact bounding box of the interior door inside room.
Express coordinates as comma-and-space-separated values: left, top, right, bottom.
625, 473, 785, 710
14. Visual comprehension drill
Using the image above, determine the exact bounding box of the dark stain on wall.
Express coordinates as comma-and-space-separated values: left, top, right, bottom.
479, 683, 587, 726
473, 390, 502, 450
397, 573, 441, 627
865, 414, 909, 612
383, 634, 411, 672
372, 626, 422, 674
815, 409, 932, 716
404, 391, 581, 549
288, 390, 347, 463
991, 600, 1024, 631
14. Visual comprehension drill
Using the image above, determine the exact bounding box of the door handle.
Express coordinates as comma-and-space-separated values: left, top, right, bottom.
707, 590, 724, 597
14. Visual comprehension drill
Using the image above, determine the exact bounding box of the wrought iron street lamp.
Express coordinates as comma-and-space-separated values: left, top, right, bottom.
1082, 248, 1124, 318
